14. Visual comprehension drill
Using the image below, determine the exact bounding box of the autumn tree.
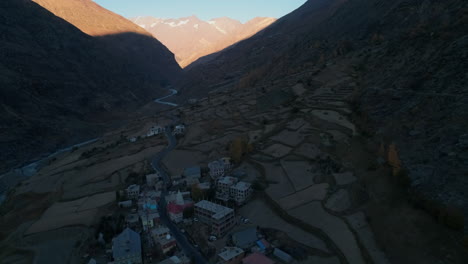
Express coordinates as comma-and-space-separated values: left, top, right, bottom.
229, 136, 253, 163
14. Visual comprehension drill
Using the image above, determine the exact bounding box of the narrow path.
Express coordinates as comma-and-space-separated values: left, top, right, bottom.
154, 88, 179, 106
151, 92, 207, 263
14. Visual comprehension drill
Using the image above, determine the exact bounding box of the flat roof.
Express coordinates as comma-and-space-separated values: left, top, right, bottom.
218, 176, 237, 185
231, 181, 251, 191
195, 200, 233, 219
218, 247, 244, 261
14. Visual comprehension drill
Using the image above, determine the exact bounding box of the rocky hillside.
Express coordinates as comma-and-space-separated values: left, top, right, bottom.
130, 15, 276, 67
179, 0, 468, 258
0, 0, 181, 173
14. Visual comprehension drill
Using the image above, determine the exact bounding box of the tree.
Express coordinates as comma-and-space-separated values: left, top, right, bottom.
229, 136, 253, 163
183, 206, 194, 219
387, 143, 402, 176
191, 185, 204, 202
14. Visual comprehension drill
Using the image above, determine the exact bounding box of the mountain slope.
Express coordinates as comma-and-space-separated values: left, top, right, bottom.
0, 0, 181, 173
131, 15, 276, 67
178, 0, 468, 262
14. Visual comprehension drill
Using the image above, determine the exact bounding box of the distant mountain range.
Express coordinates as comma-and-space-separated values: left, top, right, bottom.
130, 16, 276, 67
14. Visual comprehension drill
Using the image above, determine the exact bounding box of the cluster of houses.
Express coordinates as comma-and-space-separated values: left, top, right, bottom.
105, 136, 275, 264
128, 123, 186, 143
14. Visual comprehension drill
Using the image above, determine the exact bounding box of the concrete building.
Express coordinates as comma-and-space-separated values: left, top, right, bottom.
167, 203, 184, 223
126, 184, 140, 200
218, 247, 245, 264
151, 226, 170, 241
183, 166, 201, 186
159, 255, 190, 264
126, 214, 139, 228
112, 228, 142, 264
146, 173, 161, 186
229, 182, 253, 205
118, 200, 132, 208
194, 200, 235, 236
208, 160, 225, 179
147, 125, 165, 137
139, 212, 160, 231
209, 158, 233, 179
173, 124, 186, 135
216, 176, 238, 202
157, 235, 177, 254
273, 248, 293, 263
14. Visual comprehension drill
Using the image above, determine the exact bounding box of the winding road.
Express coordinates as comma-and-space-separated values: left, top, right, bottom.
152, 89, 207, 264
154, 88, 179, 107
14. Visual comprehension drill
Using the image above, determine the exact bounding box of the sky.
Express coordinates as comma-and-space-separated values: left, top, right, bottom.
93, 0, 307, 23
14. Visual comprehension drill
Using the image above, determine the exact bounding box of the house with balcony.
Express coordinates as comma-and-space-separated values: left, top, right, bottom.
194, 200, 236, 236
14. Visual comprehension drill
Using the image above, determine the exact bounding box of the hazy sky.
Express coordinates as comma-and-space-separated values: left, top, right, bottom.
94, 0, 307, 22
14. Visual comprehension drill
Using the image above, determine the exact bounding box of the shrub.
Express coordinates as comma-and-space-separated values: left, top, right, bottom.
463, 235, 468, 251
443, 207, 465, 230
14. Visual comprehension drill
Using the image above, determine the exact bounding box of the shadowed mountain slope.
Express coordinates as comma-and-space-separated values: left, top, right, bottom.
0, 0, 181, 173
178, 0, 468, 259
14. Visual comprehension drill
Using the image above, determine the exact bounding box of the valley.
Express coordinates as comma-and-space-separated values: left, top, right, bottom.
1, 0, 467, 263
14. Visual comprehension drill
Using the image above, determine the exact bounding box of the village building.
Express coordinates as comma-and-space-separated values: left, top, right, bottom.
154, 233, 177, 254
167, 203, 184, 223
173, 124, 186, 135
165, 191, 193, 223
197, 182, 211, 191
194, 200, 236, 236
242, 253, 275, 264
159, 255, 191, 264
232, 227, 258, 249
147, 125, 165, 137
151, 226, 170, 240
125, 213, 139, 228
146, 172, 161, 187
216, 176, 238, 201
208, 157, 233, 179
126, 184, 140, 200
229, 181, 253, 205
273, 248, 294, 263
253, 239, 271, 254
208, 160, 225, 179
139, 212, 160, 231
118, 200, 132, 208
183, 166, 201, 186
112, 228, 142, 264
218, 247, 245, 264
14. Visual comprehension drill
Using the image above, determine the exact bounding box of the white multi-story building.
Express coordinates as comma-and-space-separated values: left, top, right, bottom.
208, 157, 232, 179
147, 125, 165, 137
229, 182, 253, 205
194, 200, 236, 237
173, 124, 186, 135
216, 176, 238, 202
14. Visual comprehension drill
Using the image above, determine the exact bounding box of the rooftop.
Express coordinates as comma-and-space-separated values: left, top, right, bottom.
218, 247, 244, 261
242, 253, 274, 264
231, 181, 251, 191
232, 227, 257, 249
183, 166, 201, 177
152, 226, 170, 236
195, 200, 233, 220
112, 228, 141, 259
218, 176, 238, 185
127, 184, 140, 192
